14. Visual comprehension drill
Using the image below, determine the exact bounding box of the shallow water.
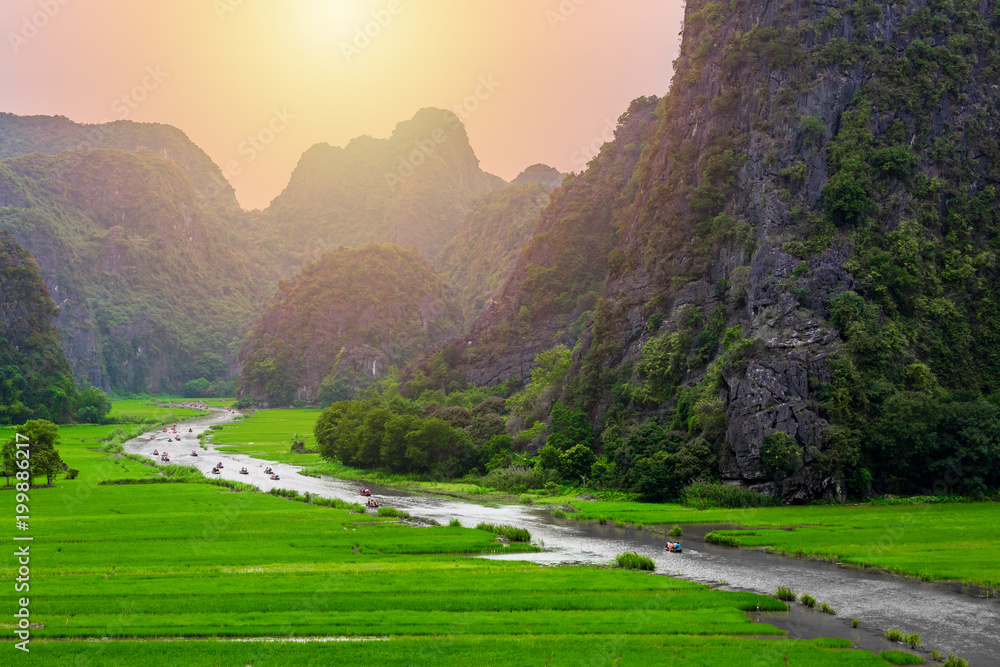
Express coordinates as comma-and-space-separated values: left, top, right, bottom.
126, 408, 1000, 663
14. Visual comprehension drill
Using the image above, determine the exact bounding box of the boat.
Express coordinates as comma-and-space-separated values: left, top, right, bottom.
270, 473, 280, 480
191, 451, 198, 457
239, 468, 249, 475
665, 542, 683, 553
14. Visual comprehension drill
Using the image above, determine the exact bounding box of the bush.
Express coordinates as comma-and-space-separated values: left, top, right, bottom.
475, 523, 531, 542
449, 518, 461, 527
821, 602, 836, 614
482, 466, 554, 493
942, 654, 968, 667
775, 586, 796, 601
761, 431, 802, 477
905, 633, 920, 648
884, 629, 905, 642
801, 594, 816, 608
614, 551, 655, 571
851, 618, 860, 628
668, 525, 683, 537
879, 650, 925, 665
65, 468, 79, 480
681, 480, 780, 509
377, 506, 411, 519
704, 531, 742, 547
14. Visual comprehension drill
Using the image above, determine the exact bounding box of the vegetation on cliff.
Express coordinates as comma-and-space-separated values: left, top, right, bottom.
239, 244, 463, 405
0, 231, 77, 423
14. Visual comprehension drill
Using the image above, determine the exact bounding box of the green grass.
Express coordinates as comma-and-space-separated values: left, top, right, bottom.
475, 522, 532, 542
552, 498, 1000, 586
880, 649, 925, 665
206, 408, 322, 462
107, 398, 208, 422
775, 586, 796, 601
0, 478, 895, 664
614, 551, 656, 571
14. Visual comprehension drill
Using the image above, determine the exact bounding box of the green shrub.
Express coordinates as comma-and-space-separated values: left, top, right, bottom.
669, 525, 683, 537
377, 506, 411, 519
681, 480, 780, 509
942, 654, 968, 667
904, 633, 920, 648
614, 551, 655, 571
65, 468, 79, 480
801, 594, 816, 608
774, 586, 796, 601
448, 518, 461, 527
761, 431, 802, 476
552, 509, 568, 518
879, 650, 924, 665
705, 531, 741, 547
884, 629, 905, 642
475, 522, 531, 542
851, 618, 859, 628
820, 602, 836, 614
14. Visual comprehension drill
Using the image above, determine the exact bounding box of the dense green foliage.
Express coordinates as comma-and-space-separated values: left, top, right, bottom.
0, 231, 77, 423
437, 173, 556, 320
240, 244, 463, 405
0, 150, 270, 393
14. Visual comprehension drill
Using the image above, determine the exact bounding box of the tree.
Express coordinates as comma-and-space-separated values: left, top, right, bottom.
547, 402, 594, 451
761, 431, 802, 478
76, 383, 112, 423
1, 438, 16, 487
14, 420, 63, 486
560, 444, 596, 481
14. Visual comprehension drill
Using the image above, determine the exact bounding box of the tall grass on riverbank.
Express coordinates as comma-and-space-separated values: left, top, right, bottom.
475, 522, 532, 542
614, 552, 655, 571
681, 480, 781, 509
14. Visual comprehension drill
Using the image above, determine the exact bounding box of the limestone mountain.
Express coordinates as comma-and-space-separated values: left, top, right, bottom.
0, 113, 240, 211
239, 243, 463, 405
0, 148, 274, 392
436, 164, 565, 321
450, 0, 1000, 500
261, 108, 505, 268
0, 230, 77, 423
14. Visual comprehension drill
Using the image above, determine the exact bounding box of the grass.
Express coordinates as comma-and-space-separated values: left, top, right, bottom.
377, 506, 411, 519
0, 428, 900, 666
801, 594, 817, 608
885, 629, 905, 642
880, 650, 925, 665
474, 522, 532, 542
614, 551, 656, 571
821, 602, 836, 614
669, 524, 683, 536
549, 498, 1000, 586
205, 408, 322, 463
775, 586, 796, 601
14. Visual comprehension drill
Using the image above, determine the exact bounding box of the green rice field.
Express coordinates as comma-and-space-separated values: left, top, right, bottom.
1, 480, 892, 665
551, 499, 1000, 587
207, 408, 322, 464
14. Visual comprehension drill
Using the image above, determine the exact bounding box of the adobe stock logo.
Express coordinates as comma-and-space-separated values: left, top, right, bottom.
8, 0, 72, 53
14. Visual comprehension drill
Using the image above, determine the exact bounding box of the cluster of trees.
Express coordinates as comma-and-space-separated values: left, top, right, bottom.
1, 419, 66, 487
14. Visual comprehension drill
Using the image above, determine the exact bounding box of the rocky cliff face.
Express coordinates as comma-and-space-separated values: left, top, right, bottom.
459, 0, 1000, 501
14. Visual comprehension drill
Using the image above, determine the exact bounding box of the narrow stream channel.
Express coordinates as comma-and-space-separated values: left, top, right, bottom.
126, 408, 1000, 663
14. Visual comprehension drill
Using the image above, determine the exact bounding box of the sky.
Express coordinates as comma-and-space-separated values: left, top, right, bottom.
1, 1, 684, 210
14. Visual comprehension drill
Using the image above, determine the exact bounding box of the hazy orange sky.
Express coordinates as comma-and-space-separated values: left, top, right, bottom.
1, 1, 684, 209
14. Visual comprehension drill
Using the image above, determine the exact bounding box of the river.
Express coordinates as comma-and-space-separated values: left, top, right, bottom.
126, 408, 1000, 663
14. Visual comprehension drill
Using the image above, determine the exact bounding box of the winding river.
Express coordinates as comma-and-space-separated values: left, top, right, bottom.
126, 408, 1000, 663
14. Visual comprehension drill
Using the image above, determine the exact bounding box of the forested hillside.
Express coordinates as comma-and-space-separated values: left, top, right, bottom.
0, 113, 240, 211
239, 244, 463, 405
447, 0, 1000, 500
0, 149, 274, 393
0, 230, 77, 423
437, 164, 564, 320
261, 107, 505, 268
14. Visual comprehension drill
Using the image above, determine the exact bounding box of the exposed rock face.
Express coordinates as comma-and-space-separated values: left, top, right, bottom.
456, 0, 1000, 501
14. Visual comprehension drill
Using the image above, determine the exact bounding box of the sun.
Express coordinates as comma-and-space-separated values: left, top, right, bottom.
298, 0, 367, 40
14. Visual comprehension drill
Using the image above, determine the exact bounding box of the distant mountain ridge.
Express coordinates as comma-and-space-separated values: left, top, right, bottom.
261, 107, 506, 267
